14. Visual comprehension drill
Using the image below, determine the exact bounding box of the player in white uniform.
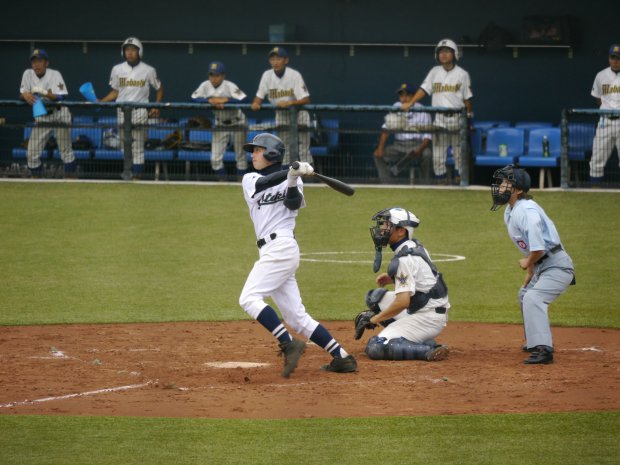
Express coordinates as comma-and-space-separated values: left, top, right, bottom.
353, 208, 449, 361
239, 133, 357, 377
191, 61, 248, 179
99, 37, 164, 179
251, 47, 312, 165
589, 44, 620, 183
373, 83, 432, 184
19, 49, 76, 178
403, 39, 473, 184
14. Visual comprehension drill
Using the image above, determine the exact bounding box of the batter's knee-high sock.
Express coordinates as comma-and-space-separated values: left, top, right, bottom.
256, 305, 292, 344
310, 324, 349, 358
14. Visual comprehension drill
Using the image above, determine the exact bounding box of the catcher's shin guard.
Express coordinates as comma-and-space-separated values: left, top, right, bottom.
366, 336, 447, 361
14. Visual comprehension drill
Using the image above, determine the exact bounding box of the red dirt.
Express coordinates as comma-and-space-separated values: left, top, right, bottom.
1, 321, 618, 419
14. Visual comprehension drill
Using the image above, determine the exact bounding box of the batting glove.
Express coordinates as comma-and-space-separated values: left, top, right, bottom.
289, 162, 314, 177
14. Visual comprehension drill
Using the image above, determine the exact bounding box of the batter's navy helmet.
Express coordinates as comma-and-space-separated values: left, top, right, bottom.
243, 133, 285, 162
491, 164, 531, 211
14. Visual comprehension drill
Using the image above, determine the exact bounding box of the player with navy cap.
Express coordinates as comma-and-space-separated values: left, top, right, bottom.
19, 49, 76, 178
251, 47, 312, 165
589, 44, 620, 183
191, 61, 248, 180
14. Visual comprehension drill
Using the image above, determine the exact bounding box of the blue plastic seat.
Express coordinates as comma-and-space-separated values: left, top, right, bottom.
475, 128, 525, 166
311, 118, 339, 157
518, 128, 561, 188
188, 129, 213, 143
178, 150, 211, 162
73, 115, 95, 124
567, 123, 596, 161
95, 149, 123, 160
473, 121, 511, 131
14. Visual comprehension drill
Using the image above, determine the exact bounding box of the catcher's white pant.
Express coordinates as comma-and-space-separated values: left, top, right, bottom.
375, 291, 447, 343
276, 109, 313, 165
212, 117, 248, 171
590, 117, 620, 178
239, 234, 320, 338
27, 106, 75, 169
118, 108, 148, 165
433, 114, 462, 177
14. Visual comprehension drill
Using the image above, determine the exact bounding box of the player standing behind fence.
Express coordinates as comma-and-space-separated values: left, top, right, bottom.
191, 61, 249, 181
403, 39, 473, 184
589, 44, 620, 184
238, 133, 357, 377
250, 47, 312, 165
99, 37, 164, 180
19, 49, 76, 178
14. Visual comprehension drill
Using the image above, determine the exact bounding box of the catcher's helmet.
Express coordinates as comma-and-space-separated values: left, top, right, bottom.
121, 37, 143, 58
435, 38, 460, 62
370, 207, 420, 248
243, 133, 285, 162
491, 164, 531, 211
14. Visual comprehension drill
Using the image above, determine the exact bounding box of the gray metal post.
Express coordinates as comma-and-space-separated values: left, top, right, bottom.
460, 108, 470, 186
560, 109, 569, 189
121, 106, 134, 180
289, 106, 299, 163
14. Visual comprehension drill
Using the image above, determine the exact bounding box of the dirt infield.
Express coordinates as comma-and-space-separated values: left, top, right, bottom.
1, 321, 619, 419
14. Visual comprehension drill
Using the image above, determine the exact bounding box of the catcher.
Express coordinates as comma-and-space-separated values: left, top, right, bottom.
354, 207, 450, 361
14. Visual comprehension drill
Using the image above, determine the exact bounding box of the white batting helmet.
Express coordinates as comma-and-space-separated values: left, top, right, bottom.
121, 37, 143, 58
435, 38, 460, 62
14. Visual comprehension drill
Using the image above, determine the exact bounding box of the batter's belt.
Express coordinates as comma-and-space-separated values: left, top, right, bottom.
256, 230, 295, 249
535, 244, 563, 264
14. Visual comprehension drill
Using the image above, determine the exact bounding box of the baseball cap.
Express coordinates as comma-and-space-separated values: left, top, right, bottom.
30, 49, 49, 60
208, 61, 226, 75
268, 46, 288, 58
609, 44, 620, 57
396, 83, 415, 94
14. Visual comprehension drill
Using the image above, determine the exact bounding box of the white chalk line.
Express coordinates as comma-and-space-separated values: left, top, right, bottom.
300, 251, 465, 264
0, 381, 154, 408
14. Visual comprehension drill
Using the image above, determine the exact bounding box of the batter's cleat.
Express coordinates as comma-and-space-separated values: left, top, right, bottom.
524, 346, 554, 365
321, 355, 357, 373
278, 338, 306, 378
425, 345, 449, 361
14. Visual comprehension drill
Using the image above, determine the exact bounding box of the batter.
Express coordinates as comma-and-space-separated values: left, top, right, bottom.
239, 133, 357, 377
491, 165, 576, 364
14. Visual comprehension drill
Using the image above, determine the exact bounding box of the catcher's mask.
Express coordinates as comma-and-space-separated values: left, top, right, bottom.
491, 164, 531, 211
243, 133, 285, 162
370, 207, 420, 272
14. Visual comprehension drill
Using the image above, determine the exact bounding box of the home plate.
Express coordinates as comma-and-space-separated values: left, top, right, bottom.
205, 361, 270, 369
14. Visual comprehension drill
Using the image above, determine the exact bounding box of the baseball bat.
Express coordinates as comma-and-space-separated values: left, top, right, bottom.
291, 162, 355, 196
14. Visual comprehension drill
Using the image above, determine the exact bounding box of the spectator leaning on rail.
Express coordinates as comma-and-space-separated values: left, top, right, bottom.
19, 49, 76, 178
373, 83, 432, 185
589, 44, 620, 184
402, 39, 473, 185
99, 37, 164, 180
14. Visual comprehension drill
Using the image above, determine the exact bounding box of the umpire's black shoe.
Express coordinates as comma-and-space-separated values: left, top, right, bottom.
321, 355, 357, 373
524, 345, 554, 365
521, 344, 536, 353
278, 338, 306, 378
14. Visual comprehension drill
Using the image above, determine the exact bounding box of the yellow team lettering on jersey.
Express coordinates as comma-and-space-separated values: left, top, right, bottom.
269, 89, 295, 99
602, 84, 620, 95
432, 83, 462, 94
119, 78, 147, 88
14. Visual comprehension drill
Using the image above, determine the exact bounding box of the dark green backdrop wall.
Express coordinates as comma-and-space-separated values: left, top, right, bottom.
1, 0, 616, 122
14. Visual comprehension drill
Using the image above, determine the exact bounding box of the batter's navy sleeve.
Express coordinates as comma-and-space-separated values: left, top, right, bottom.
284, 186, 303, 210
253, 170, 288, 196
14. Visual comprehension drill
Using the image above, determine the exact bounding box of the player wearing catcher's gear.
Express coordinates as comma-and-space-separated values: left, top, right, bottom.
251, 47, 312, 165
99, 37, 164, 179
491, 165, 575, 364
403, 39, 473, 184
19, 49, 76, 178
191, 61, 248, 180
589, 44, 620, 183
354, 207, 449, 361
239, 133, 357, 377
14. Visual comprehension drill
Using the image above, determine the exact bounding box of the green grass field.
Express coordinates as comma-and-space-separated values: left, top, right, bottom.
1, 181, 619, 464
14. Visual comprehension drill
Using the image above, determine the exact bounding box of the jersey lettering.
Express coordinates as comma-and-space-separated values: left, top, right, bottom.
432, 83, 462, 93
257, 190, 286, 208
268, 88, 295, 99
119, 78, 147, 88
601, 84, 620, 95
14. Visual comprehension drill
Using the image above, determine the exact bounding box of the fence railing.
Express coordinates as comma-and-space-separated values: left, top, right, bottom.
1, 100, 618, 188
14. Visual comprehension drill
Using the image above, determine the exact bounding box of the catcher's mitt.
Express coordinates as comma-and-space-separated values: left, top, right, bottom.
354, 310, 377, 340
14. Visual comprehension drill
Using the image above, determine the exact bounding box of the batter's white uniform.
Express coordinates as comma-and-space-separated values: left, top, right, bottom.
109, 61, 162, 165
20, 68, 75, 169
256, 67, 312, 164
420, 65, 473, 177
375, 240, 449, 343
238, 172, 321, 337
191, 80, 247, 171
590, 67, 620, 178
